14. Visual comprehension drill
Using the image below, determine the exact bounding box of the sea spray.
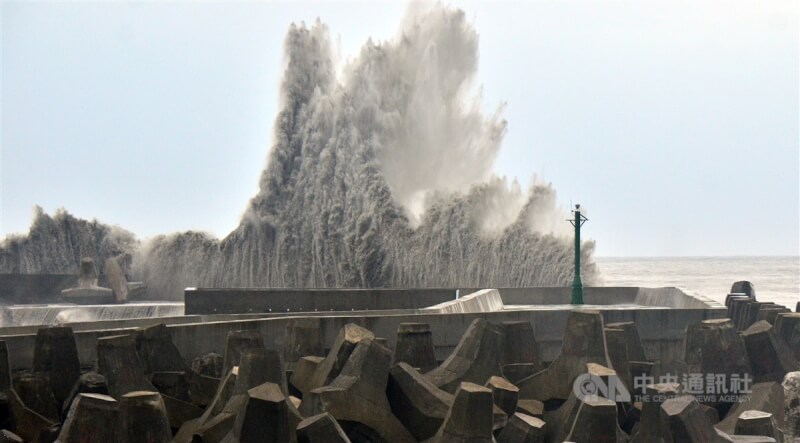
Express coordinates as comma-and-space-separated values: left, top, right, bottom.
0, 6, 598, 299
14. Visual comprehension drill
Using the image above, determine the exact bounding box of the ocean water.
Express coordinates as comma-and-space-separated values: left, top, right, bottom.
596, 256, 800, 309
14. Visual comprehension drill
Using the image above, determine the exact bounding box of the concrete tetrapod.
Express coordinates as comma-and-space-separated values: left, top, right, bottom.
742, 321, 799, 383
301, 323, 374, 398
303, 338, 415, 443
496, 412, 545, 443
387, 362, 453, 441
96, 334, 157, 399
427, 382, 495, 443
296, 413, 351, 443
629, 383, 681, 443
734, 410, 783, 443
425, 318, 504, 394
221, 330, 266, 376
283, 318, 324, 368
392, 323, 437, 373
32, 327, 80, 410
221, 382, 299, 443
518, 310, 612, 402
716, 382, 785, 435
486, 375, 519, 418
55, 393, 119, 443
119, 391, 172, 443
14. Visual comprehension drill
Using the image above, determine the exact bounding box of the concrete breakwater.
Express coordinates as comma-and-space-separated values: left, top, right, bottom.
0, 286, 796, 441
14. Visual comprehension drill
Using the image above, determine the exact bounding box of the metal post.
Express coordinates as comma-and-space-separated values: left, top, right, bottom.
569, 204, 588, 305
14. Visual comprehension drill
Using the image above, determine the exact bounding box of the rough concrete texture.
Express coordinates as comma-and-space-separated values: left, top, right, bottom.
387, 362, 453, 441
13, 372, 59, 422
8, 387, 59, 442
501, 321, 542, 373
96, 334, 157, 399
232, 347, 288, 397
486, 375, 519, 418
685, 318, 752, 408
660, 395, 727, 443
630, 382, 681, 443
303, 338, 415, 442
734, 410, 783, 443
61, 371, 108, 416
32, 327, 80, 410
742, 321, 799, 383
518, 310, 611, 401
516, 399, 544, 418
0, 342, 10, 393
135, 323, 187, 374
56, 393, 119, 442
223, 382, 297, 443
192, 352, 223, 378
119, 391, 172, 443
428, 382, 495, 443
566, 396, 626, 443
392, 322, 437, 373
290, 356, 324, 396
302, 323, 374, 397
716, 382, 785, 435
773, 313, 800, 361
496, 412, 545, 443
283, 318, 324, 367
221, 330, 266, 376
425, 318, 504, 393
296, 412, 351, 443
782, 371, 800, 439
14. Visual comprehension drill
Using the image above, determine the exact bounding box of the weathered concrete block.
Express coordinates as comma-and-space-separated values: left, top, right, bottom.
685, 319, 751, 408
225, 382, 296, 443
161, 393, 203, 431
136, 323, 187, 374
486, 375, 519, 417
429, 382, 495, 443
13, 372, 59, 422
304, 324, 374, 397
0, 342, 10, 393
773, 313, 800, 360
232, 348, 288, 397
104, 256, 129, 303
660, 395, 726, 442
425, 318, 504, 394
501, 321, 541, 367
496, 412, 545, 443
8, 388, 59, 443
192, 353, 223, 378
630, 382, 681, 443
717, 382, 785, 435
32, 327, 80, 410
756, 307, 790, 325
296, 413, 350, 443
56, 393, 119, 442
151, 371, 190, 402
518, 310, 611, 402
781, 371, 800, 439
742, 321, 799, 383
283, 318, 324, 367
305, 338, 414, 442
119, 391, 171, 443
566, 396, 624, 443
734, 410, 783, 443
173, 370, 237, 443
61, 371, 107, 416
392, 323, 437, 373
96, 334, 156, 399
290, 356, 324, 396
731, 282, 756, 299
222, 330, 265, 376
516, 399, 544, 418
606, 321, 647, 362
387, 362, 453, 441
502, 363, 540, 385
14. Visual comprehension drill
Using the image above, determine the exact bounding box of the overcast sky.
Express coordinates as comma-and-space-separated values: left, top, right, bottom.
2, 0, 798, 257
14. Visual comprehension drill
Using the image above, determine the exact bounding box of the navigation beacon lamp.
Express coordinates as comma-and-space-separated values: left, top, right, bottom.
568, 204, 589, 305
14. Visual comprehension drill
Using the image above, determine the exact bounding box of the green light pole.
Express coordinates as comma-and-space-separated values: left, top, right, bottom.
569, 204, 588, 305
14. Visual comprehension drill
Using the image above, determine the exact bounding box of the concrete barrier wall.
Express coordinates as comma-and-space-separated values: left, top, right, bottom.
0, 274, 77, 304
184, 288, 473, 314
0, 305, 726, 371
184, 286, 717, 314
423, 289, 504, 314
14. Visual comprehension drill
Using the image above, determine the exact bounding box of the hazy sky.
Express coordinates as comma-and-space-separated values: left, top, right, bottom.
2, 0, 798, 257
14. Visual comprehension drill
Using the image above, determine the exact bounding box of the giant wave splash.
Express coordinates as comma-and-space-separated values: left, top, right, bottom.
0, 6, 597, 299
